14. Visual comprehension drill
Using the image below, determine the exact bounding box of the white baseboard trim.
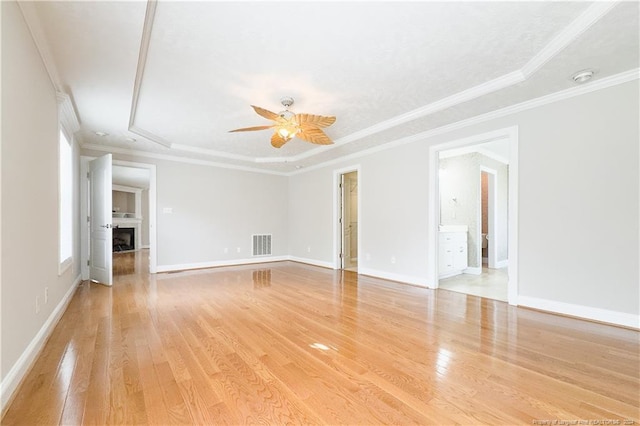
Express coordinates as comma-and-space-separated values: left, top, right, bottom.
496, 259, 509, 269
287, 256, 335, 269
464, 267, 482, 275
140, 245, 150, 249
156, 256, 289, 273
359, 267, 430, 288
518, 295, 640, 329
1, 274, 82, 414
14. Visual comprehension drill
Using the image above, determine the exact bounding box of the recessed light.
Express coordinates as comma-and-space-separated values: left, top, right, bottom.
571, 69, 595, 84
94, 131, 108, 137
295, 165, 303, 169
125, 137, 136, 142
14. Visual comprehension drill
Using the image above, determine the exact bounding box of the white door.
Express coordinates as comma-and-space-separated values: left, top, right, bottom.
89, 154, 113, 286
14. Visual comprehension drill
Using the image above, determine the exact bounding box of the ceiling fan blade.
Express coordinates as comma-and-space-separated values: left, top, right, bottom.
295, 113, 336, 128
296, 127, 333, 145
251, 105, 280, 121
271, 132, 288, 148
229, 125, 274, 133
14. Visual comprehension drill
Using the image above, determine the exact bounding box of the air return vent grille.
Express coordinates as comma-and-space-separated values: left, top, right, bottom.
252, 234, 272, 256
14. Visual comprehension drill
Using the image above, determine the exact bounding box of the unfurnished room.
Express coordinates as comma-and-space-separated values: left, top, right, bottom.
1, 1, 639, 425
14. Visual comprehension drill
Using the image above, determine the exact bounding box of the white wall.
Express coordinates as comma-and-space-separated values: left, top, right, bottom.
288, 80, 639, 322
112, 190, 135, 213
1, 0, 82, 408
289, 142, 431, 284
287, 168, 335, 266
81, 150, 289, 270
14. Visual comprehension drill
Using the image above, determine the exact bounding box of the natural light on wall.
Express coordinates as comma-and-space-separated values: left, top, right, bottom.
59, 129, 72, 273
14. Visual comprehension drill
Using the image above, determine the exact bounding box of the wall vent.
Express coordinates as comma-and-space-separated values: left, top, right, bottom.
252, 234, 272, 256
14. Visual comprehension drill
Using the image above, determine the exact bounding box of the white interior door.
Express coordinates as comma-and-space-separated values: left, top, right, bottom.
89, 154, 113, 286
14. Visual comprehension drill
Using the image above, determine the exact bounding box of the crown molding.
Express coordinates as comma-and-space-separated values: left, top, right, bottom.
17, 1, 63, 92
289, 68, 639, 176
128, 125, 172, 148
521, 2, 618, 77
125, 1, 618, 160
57, 92, 80, 135
85, 67, 638, 178
171, 143, 260, 163
80, 143, 288, 176
19, 0, 622, 165
278, 2, 621, 164
69, 0, 624, 175
127, 1, 167, 146
288, 70, 527, 163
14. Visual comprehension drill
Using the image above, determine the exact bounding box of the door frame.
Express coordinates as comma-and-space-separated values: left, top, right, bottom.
333, 165, 361, 270
427, 126, 519, 305
480, 166, 498, 269
81, 157, 158, 278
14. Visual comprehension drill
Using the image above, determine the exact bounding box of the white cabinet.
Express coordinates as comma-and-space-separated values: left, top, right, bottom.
439, 230, 468, 278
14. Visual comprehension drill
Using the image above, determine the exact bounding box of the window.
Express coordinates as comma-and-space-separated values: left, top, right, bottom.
59, 129, 73, 272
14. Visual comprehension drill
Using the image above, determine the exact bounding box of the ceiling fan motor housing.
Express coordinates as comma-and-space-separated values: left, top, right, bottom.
280, 96, 294, 108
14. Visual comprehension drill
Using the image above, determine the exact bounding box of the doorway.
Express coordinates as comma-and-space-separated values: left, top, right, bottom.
481, 168, 497, 269
81, 157, 157, 281
428, 126, 519, 305
341, 171, 359, 271
437, 146, 508, 301
334, 166, 360, 272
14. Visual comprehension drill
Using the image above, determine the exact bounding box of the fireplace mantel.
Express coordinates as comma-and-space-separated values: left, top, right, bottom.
113, 217, 142, 251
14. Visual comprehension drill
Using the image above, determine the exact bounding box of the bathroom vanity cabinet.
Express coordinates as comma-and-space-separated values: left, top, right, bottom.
439, 226, 468, 278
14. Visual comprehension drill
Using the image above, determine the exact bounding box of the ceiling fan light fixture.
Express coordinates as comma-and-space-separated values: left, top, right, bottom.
278, 125, 299, 140
229, 96, 336, 148
278, 127, 290, 138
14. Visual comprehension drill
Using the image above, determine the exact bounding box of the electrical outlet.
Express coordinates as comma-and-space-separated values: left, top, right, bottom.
36, 296, 40, 314
307, 246, 311, 253
391, 256, 396, 264
224, 247, 228, 254
366, 253, 371, 261
45, 287, 49, 304
237, 247, 241, 253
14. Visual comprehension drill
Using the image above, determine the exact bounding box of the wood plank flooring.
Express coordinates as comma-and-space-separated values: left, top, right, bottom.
3, 250, 639, 425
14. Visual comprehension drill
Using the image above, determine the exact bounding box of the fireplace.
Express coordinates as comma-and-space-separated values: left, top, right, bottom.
113, 227, 135, 252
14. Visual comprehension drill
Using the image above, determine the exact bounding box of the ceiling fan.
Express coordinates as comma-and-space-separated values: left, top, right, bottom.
229, 97, 336, 148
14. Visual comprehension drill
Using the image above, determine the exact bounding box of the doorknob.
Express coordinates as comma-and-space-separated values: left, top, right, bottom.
100, 224, 112, 229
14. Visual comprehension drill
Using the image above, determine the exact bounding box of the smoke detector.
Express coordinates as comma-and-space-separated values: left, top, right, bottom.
571, 69, 595, 84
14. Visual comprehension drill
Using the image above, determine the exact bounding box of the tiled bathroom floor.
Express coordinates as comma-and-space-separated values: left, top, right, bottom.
438, 267, 508, 301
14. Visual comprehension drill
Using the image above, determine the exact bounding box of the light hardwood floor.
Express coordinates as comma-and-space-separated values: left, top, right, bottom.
2, 251, 639, 425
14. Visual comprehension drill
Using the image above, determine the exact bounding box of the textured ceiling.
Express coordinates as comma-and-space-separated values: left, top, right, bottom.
28, 1, 640, 174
